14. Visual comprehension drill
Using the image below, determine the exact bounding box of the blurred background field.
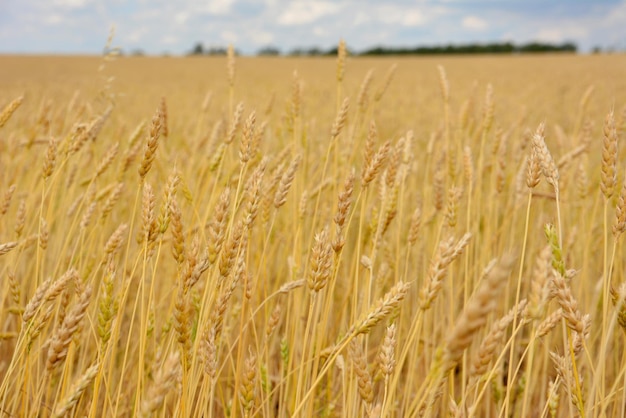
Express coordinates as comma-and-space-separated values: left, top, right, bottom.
2, 54, 626, 133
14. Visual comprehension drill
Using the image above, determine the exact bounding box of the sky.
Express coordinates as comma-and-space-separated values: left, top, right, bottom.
0, 0, 625, 55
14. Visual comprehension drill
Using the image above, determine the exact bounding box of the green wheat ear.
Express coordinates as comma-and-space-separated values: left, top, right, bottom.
280, 338, 289, 368
260, 363, 270, 393
544, 223, 565, 276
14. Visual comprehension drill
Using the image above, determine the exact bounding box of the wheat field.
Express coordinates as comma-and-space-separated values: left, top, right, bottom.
1, 48, 626, 417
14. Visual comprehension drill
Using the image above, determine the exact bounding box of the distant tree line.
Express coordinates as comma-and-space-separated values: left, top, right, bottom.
117, 41, 626, 58
188, 42, 241, 56
261, 41, 577, 56
358, 41, 577, 55
186, 41, 577, 57
181, 41, 581, 57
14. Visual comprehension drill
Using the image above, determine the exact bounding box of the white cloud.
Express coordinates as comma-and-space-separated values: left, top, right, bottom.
126, 28, 148, 42
594, 2, 626, 48
174, 11, 190, 25
54, 0, 91, 9
277, 1, 341, 25
353, 12, 371, 26
402, 10, 425, 26
201, 0, 236, 15
536, 27, 588, 43
534, 29, 564, 43
375, 5, 428, 26
129, 8, 162, 21
220, 30, 238, 43
44, 14, 64, 25
312, 26, 326, 37
462, 16, 487, 31
162, 35, 179, 45
248, 29, 274, 45
604, 1, 626, 24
